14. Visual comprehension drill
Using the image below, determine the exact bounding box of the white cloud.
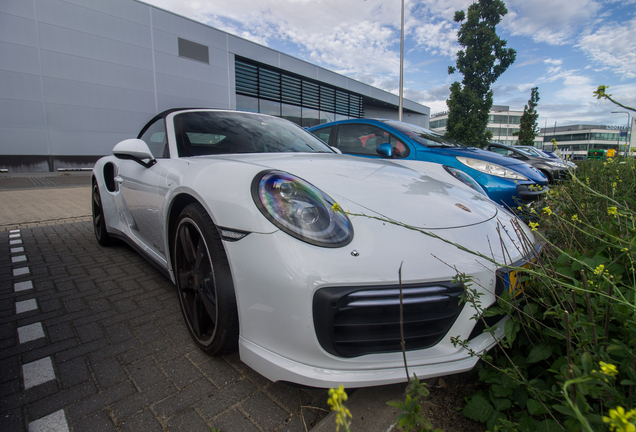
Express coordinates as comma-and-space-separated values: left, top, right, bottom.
503, 0, 601, 45
543, 58, 563, 66
576, 17, 636, 79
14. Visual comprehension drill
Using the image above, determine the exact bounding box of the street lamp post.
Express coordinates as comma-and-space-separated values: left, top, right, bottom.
612, 111, 631, 156
398, 0, 404, 122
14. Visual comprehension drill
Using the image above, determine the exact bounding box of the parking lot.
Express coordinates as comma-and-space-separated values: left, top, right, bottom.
0, 175, 330, 432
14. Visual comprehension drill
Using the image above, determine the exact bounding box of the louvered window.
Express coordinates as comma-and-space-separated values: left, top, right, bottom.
235, 58, 363, 118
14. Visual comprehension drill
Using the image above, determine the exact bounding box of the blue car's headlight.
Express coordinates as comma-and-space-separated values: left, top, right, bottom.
456, 157, 528, 180
251, 170, 353, 247
443, 166, 488, 196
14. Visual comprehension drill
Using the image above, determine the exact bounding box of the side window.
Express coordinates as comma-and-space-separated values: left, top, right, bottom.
336, 124, 409, 158
139, 119, 169, 158
310, 126, 332, 145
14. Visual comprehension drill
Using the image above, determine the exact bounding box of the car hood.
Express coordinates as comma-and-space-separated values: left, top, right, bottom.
203, 153, 500, 230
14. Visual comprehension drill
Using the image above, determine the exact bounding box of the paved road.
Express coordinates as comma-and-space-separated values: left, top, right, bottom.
0, 174, 331, 432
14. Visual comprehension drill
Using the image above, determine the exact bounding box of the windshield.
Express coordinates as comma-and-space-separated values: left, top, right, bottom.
173, 111, 334, 157
515, 146, 548, 158
384, 120, 464, 148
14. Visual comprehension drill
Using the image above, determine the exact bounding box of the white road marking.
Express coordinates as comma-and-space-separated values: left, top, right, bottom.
23, 357, 55, 389
14, 281, 34, 292
16, 299, 38, 314
29, 410, 70, 432
13, 267, 30, 276
18, 322, 45, 344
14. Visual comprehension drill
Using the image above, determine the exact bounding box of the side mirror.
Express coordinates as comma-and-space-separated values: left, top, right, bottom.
112, 139, 156, 168
330, 146, 342, 154
376, 143, 393, 158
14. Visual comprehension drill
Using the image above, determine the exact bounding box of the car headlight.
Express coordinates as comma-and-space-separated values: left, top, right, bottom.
443, 166, 488, 196
456, 157, 528, 180
546, 161, 566, 168
251, 170, 353, 247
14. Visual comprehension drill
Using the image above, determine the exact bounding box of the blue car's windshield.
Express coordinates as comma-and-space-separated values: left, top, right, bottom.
383, 120, 463, 148
174, 111, 334, 157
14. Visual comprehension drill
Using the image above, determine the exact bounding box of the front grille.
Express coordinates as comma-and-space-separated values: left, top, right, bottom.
313, 282, 465, 358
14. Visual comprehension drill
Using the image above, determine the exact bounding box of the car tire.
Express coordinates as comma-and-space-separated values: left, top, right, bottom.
539, 169, 552, 183
92, 182, 113, 246
173, 203, 239, 356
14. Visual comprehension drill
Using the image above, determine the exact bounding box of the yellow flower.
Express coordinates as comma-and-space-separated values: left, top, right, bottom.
608, 207, 618, 217
331, 203, 344, 214
529, 222, 539, 232
600, 362, 619, 377
542, 206, 552, 215
517, 206, 523, 211
622, 248, 629, 252
594, 264, 606, 275
613, 182, 618, 188
603, 406, 636, 432
328, 386, 352, 431
571, 214, 579, 222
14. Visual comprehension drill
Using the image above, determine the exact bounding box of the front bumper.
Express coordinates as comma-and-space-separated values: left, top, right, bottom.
517, 184, 549, 202
223, 211, 532, 388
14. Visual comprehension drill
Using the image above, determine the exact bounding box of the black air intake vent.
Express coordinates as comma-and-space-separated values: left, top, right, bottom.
178, 38, 209, 64
313, 282, 465, 358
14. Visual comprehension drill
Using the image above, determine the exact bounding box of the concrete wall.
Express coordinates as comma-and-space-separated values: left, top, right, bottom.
0, 0, 429, 171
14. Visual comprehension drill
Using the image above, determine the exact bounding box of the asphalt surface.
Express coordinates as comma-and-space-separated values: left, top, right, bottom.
0, 172, 405, 432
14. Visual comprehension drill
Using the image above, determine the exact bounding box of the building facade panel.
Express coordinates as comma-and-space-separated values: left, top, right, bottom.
153, 49, 228, 82
0, 127, 48, 155
38, 23, 154, 70
0, 70, 43, 102
279, 55, 319, 80
0, 13, 38, 47
0, 0, 35, 19
155, 73, 230, 107
48, 129, 136, 155
45, 104, 151, 133
40, 50, 156, 91
0, 42, 41, 75
0, 100, 46, 129
36, 0, 151, 47
228, 36, 282, 68
61, 0, 150, 25
42, 77, 156, 113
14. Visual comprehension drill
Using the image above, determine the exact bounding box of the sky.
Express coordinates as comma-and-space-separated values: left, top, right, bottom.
144, 0, 636, 129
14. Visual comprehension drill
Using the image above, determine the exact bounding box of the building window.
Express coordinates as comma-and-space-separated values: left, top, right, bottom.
235, 58, 363, 125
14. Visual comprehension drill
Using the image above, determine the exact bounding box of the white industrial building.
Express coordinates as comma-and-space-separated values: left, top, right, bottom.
0, 0, 430, 172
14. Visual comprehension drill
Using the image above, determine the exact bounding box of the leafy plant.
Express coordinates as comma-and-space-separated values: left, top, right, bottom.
459, 157, 636, 431
446, 0, 516, 148
514, 87, 540, 146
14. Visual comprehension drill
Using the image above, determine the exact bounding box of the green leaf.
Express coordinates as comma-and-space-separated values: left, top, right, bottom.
463, 395, 495, 423
504, 319, 520, 346
527, 398, 547, 415
536, 419, 565, 432
527, 342, 552, 363
581, 352, 593, 374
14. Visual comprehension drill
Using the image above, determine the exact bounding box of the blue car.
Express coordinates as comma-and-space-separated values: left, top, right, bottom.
308, 119, 549, 209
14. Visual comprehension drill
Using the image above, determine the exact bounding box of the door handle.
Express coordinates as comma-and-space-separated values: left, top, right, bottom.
114, 176, 123, 184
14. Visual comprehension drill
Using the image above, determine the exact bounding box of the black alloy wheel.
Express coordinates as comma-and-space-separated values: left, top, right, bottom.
173, 203, 239, 356
92, 182, 112, 246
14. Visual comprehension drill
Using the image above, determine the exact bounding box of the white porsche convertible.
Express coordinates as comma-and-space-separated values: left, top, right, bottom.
92, 109, 535, 388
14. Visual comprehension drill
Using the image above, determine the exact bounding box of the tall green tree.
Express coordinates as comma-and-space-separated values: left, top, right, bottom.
515, 87, 540, 146
446, 0, 516, 148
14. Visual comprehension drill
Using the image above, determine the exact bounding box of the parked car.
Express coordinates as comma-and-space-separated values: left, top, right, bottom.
515, 146, 577, 170
308, 119, 549, 209
92, 109, 537, 388
486, 142, 569, 183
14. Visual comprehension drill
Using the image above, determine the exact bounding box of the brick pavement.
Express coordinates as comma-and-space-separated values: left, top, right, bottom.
0, 179, 330, 431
